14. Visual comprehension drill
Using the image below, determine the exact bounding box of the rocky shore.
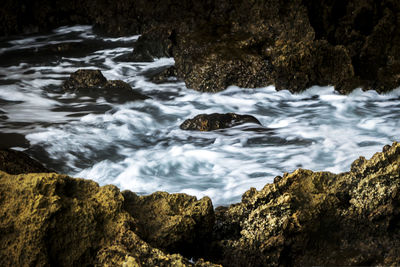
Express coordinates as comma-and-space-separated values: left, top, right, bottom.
1, 143, 399, 266
2, 0, 400, 94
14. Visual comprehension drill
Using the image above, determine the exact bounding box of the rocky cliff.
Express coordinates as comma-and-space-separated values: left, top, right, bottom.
1, 0, 399, 94
1, 143, 399, 266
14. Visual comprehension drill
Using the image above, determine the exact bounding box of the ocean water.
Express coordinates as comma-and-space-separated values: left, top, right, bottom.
1, 25, 400, 206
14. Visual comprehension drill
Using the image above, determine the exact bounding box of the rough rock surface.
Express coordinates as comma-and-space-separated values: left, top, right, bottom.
209, 142, 400, 266
0, 149, 51, 174
180, 113, 262, 131
123, 190, 214, 257
1, 140, 400, 266
63, 69, 148, 102
0, 170, 217, 266
2, 0, 399, 93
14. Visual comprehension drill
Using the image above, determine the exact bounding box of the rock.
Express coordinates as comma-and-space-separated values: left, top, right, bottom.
149, 66, 179, 84
132, 27, 175, 62
180, 113, 261, 131
63, 69, 107, 92
2, 0, 400, 93
0, 171, 218, 266
209, 142, 400, 266
123, 190, 214, 257
63, 69, 148, 102
0, 149, 51, 174
103, 80, 148, 102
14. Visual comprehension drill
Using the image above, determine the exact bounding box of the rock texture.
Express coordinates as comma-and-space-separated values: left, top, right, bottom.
0, 171, 217, 266
180, 113, 261, 131
2, 0, 399, 93
1, 140, 400, 266
63, 69, 148, 102
209, 142, 400, 266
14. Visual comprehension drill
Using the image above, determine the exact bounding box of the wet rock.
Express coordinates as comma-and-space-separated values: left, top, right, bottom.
0, 149, 51, 174
63, 69, 148, 102
180, 113, 261, 131
123, 190, 214, 257
103, 80, 148, 102
63, 69, 107, 92
209, 142, 400, 266
149, 66, 179, 84
0, 171, 218, 266
2, 0, 400, 93
132, 27, 175, 62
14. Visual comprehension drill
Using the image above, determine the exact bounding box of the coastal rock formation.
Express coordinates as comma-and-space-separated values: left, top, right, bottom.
63, 69, 148, 102
1, 141, 400, 266
0, 167, 217, 265
2, 0, 399, 93
210, 142, 400, 266
180, 113, 261, 131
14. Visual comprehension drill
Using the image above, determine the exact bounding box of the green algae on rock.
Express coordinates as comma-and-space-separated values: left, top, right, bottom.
180, 113, 261, 131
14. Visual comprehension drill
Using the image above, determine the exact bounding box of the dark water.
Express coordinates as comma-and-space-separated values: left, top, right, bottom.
1, 25, 400, 205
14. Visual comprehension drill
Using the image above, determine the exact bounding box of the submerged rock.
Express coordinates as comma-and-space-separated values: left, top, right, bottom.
63, 69, 148, 102
180, 113, 261, 131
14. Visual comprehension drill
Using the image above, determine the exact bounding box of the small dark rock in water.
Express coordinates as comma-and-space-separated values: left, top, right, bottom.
180, 113, 261, 131
0, 149, 51, 174
63, 69, 107, 92
103, 80, 148, 102
63, 69, 148, 102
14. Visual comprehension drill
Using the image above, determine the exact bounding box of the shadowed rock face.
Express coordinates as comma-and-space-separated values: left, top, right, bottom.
0, 149, 51, 174
63, 69, 148, 102
180, 113, 262, 131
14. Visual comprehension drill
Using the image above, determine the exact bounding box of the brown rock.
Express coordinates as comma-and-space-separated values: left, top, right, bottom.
63, 69, 148, 102
0, 171, 218, 266
210, 142, 400, 266
123, 190, 214, 257
180, 113, 261, 131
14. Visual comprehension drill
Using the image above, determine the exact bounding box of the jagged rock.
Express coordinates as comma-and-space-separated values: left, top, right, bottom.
0, 171, 218, 266
2, 0, 400, 93
0, 149, 51, 174
63, 69, 148, 102
123, 191, 214, 257
180, 113, 261, 131
209, 142, 400, 266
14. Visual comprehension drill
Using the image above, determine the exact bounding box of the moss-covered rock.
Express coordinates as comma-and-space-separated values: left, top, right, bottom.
180, 113, 261, 131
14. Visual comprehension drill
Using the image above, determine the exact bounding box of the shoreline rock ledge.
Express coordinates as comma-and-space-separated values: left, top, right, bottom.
1, 142, 400, 266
